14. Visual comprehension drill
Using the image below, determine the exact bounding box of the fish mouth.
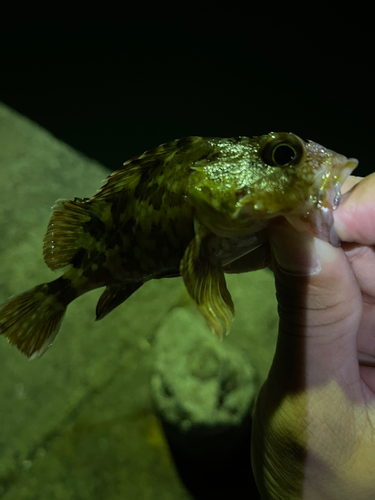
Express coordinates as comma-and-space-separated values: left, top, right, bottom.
332, 155, 358, 184
287, 155, 359, 247
323, 155, 358, 210
323, 156, 358, 246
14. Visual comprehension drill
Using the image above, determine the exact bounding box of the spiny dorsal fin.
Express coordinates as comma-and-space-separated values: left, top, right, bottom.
43, 198, 92, 271
92, 137, 204, 201
180, 228, 234, 340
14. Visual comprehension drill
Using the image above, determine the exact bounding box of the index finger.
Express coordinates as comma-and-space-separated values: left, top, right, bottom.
334, 173, 375, 245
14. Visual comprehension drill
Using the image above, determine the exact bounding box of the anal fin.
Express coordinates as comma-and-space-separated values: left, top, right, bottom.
96, 282, 143, 320
180, 230, 234, 340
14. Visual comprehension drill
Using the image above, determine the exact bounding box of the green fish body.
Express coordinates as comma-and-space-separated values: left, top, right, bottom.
0, 133, 358, 358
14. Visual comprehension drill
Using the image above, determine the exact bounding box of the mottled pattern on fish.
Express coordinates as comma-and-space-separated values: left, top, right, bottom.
0, 133, 358, 358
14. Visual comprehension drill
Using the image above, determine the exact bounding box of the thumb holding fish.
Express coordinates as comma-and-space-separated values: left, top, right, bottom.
251, 174, 375, 500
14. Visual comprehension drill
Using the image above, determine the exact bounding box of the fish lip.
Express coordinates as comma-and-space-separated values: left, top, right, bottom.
305, 156, 359, 245
332, 156, 358, 178
327, 156, 359, 210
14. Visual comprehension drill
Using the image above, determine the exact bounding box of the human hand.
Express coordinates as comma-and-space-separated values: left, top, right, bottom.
251, 173, 375, 499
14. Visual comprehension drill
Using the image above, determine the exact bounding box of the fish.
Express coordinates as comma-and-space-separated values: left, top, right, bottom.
0, 133, 358, 359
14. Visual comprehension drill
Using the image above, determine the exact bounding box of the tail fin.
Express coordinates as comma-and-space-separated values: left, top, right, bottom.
0, 283, 67, 359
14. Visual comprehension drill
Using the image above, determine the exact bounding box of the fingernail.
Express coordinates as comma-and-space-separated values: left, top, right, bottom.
268, 225, 322, 276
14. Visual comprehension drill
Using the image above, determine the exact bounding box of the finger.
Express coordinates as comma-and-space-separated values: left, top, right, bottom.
342, 243, 375, 300
334, 173, 375, 245
267, 221, 363, 390
342, 243, 375, 374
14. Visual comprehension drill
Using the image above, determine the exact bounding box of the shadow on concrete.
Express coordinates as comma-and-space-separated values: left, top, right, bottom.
162, 416, 259, 499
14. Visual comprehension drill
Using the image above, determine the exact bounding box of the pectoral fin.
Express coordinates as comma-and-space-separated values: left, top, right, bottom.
180, 230, 234, 340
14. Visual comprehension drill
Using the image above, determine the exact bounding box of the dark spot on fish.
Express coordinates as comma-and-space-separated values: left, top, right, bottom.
47, 277, 78, 304
134, 164, 162, 200
81, 250, 110, 283
110, 197, 126, 227
148, 222, 163, 245
134, 176, 145, 199
165, 189, 184, 207
149, 158, 164, 170
47, 277, 68, 295
165, 217, 187, 250
161, 245, 169, 260
89, 250, 107, 269
83, 216, 106, 240
122, 216, 136, 237
143, 182, 158, 199
71, 247, 86, 268
149, 190, 163, 211
106, 228, 124, 250
146, 223, 166, 264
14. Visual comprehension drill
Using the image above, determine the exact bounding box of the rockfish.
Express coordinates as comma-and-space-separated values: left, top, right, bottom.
0, 133, 357, 358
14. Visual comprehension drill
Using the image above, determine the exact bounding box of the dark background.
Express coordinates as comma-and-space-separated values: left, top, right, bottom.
0, 5, 373, 177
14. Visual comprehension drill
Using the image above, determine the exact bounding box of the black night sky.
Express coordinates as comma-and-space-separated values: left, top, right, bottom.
0, 5, 373, 177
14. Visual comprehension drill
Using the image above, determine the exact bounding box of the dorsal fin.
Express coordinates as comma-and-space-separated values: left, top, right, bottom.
43, 198, 92, 271
92, 137, 204, 201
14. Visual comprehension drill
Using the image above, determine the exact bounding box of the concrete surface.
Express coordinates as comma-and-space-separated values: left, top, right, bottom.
0, 102, 278, 499
151, 307, 258, 437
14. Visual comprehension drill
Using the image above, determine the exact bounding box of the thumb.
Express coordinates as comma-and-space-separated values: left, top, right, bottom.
267, 221, 362, 388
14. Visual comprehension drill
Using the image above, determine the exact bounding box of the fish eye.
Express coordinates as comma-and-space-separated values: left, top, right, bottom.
272, 144, 296, 165
261, 133, 306, 167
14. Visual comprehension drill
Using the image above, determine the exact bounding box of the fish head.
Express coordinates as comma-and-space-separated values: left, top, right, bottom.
187, 132, 358, 245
